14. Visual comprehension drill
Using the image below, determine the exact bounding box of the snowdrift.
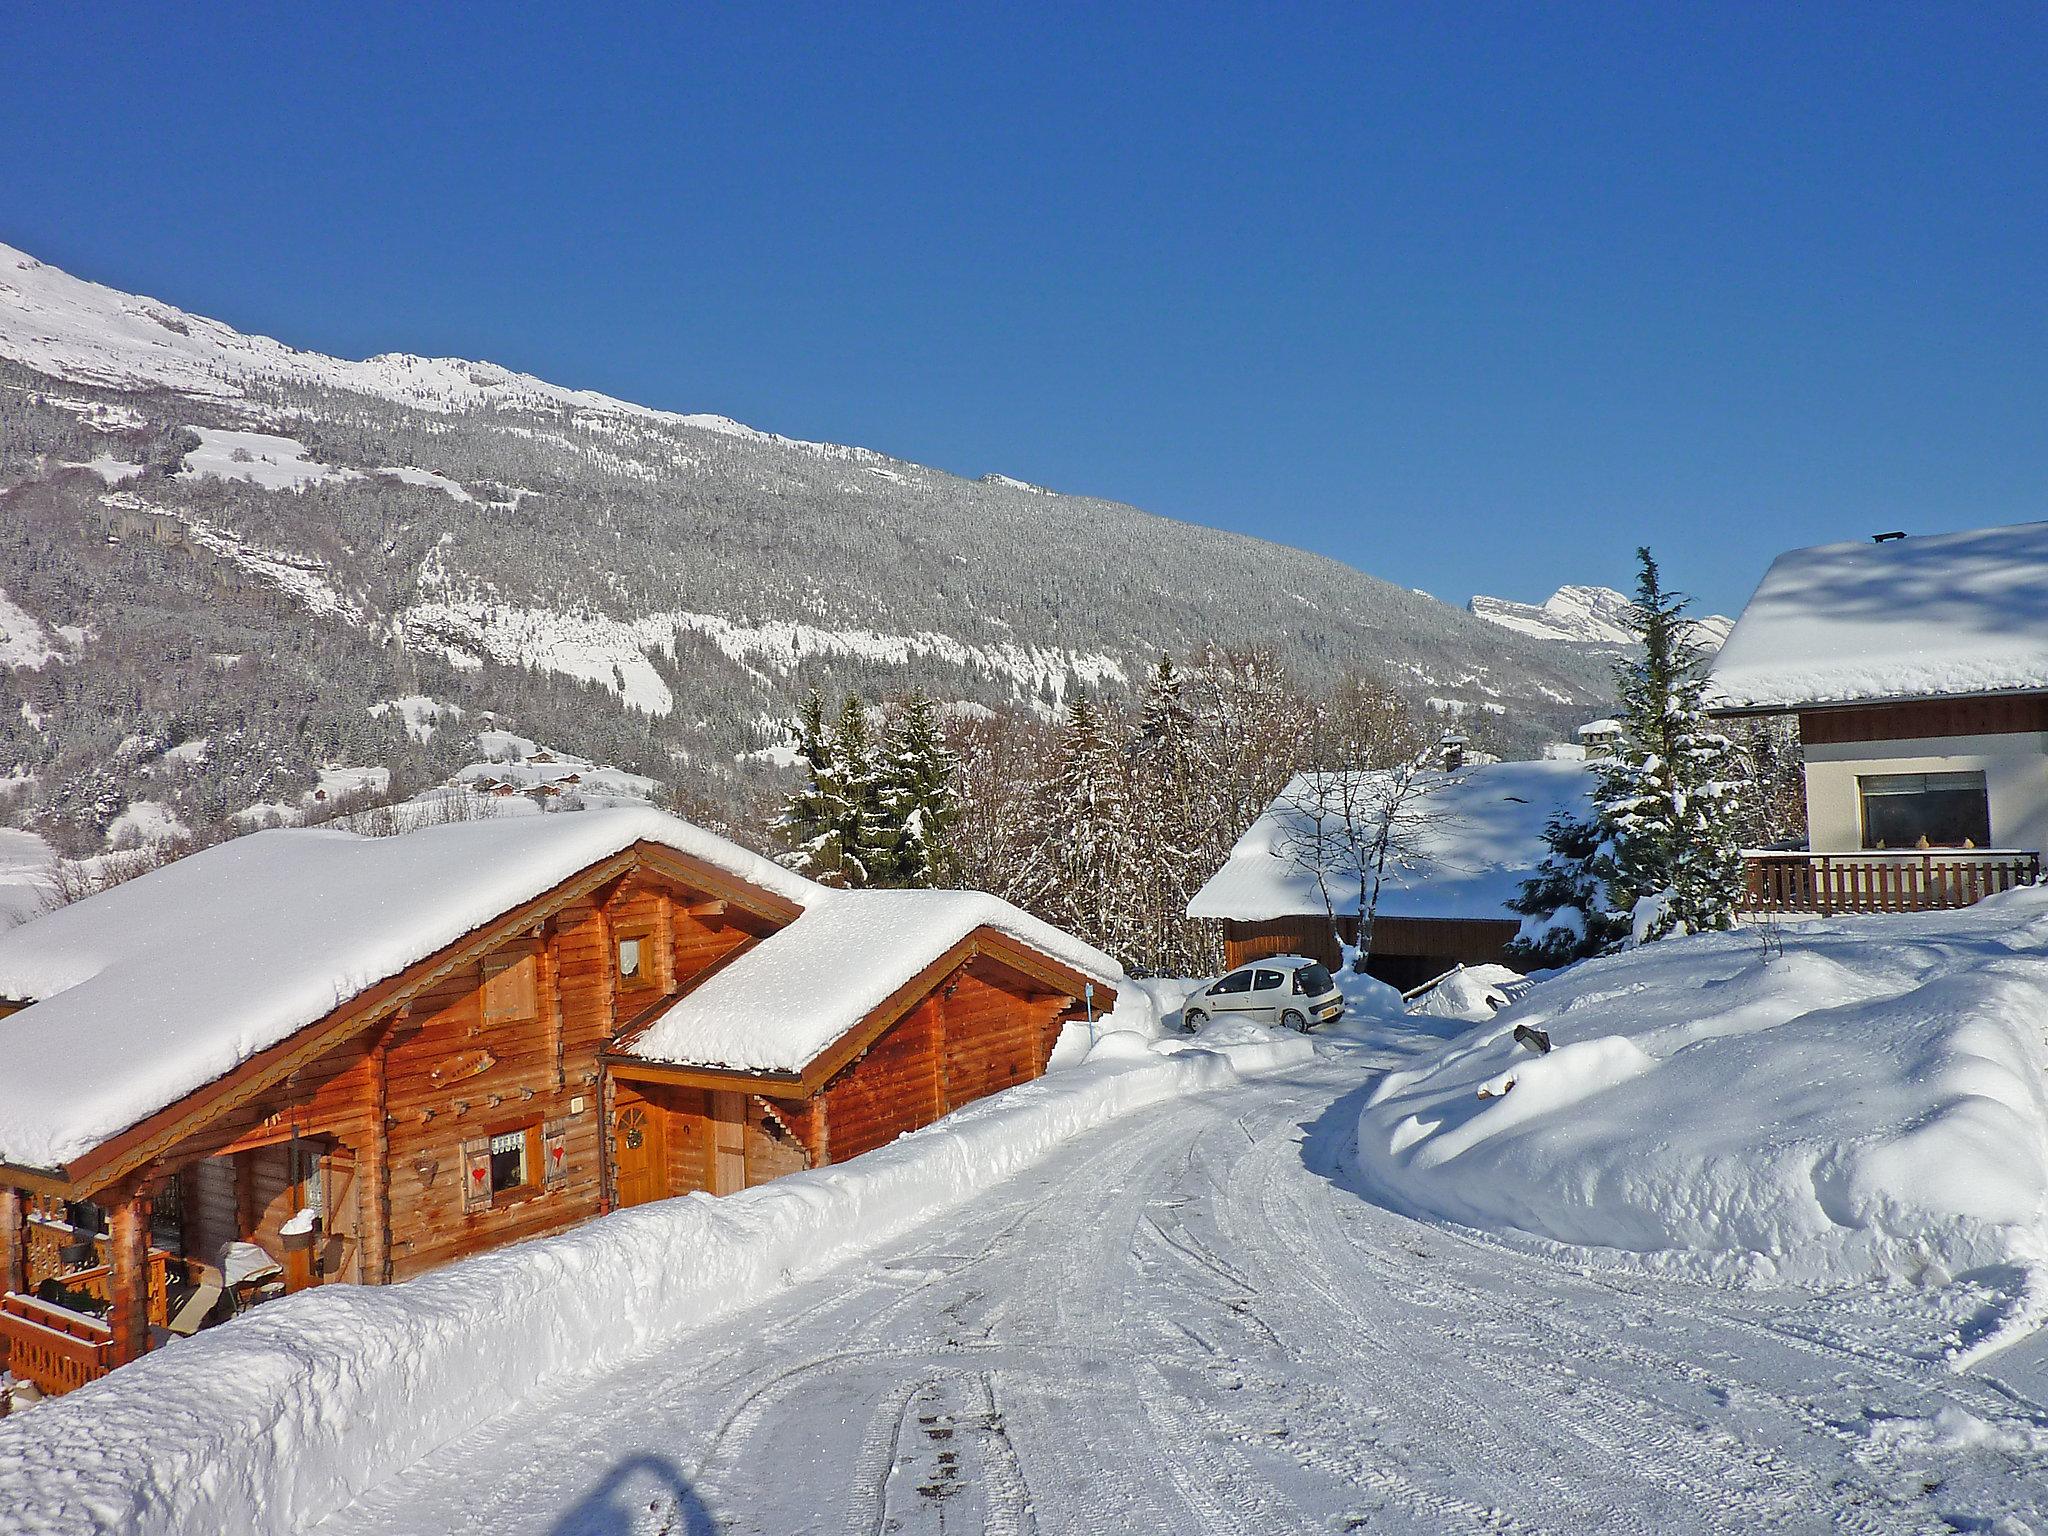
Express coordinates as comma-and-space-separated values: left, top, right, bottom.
1353, 893, 2048, 1342
0, 1037, 1310, 1536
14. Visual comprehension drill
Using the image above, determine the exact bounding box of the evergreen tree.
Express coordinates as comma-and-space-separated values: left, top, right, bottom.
1038, 695, 1133, 956
822, 693, 889, 888
875, 689, 961, 888
1128, 656, 1209, 974
1504, 811, 1621, 968
772, 691, 839, 880
1593, 548, 1747, 943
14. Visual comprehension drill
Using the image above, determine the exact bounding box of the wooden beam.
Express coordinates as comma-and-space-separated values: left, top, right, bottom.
363, 1027, 392, 1286
0, 1185, 25, 1295
107, 1185, 151, 1366
604, 1057, 806, 1096
634, 844, 803, 926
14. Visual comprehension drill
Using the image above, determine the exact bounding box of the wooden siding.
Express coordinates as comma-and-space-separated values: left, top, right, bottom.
1799, 695, 2048, 745
1221, 913, 1519, 990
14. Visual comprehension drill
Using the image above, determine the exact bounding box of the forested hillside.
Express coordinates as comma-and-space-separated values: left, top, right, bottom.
0, 243, 1614, 852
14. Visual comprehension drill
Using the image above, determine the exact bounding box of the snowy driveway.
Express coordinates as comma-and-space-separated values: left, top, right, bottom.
318, 1055, 2048, 1535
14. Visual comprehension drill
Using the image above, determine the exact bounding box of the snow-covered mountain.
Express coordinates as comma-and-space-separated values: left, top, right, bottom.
0, 242, 1615, 848
1470, 585, 1734, 649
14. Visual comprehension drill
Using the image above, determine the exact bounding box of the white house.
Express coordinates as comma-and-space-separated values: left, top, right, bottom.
1707, 520, 2048, 912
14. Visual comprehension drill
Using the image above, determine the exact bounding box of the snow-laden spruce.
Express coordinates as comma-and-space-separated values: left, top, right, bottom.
1355, 889, 2048, 1360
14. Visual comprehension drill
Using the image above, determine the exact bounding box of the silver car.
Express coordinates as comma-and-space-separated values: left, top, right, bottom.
1182, 956, 1345, 1032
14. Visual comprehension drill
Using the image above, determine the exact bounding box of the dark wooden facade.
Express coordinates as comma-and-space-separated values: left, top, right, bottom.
0, 849, 1104, 1397
1796, 695, 2048, 746
1220, 914, 1520, 990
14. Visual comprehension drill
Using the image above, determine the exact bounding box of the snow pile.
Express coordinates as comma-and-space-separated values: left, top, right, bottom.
629, 888, 1122, 1074
0, 1038, 1311, 1536
1189, 760, 1595, 923
0, 588, 69, 669
1405, 963, 1529, 1022
1709, 520, 2048, 710
1354, 894, 2048, 1336
0, 809, 814, 1172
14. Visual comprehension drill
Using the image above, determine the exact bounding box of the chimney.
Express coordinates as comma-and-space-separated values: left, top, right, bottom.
1439, 731, 1467, 771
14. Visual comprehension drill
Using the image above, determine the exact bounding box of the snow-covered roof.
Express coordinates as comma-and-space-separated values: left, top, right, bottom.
0, 808, 817, 1174
1187, 759, 1595, 924
628, 889, 1123, 1076
1708, 521, 2048, 711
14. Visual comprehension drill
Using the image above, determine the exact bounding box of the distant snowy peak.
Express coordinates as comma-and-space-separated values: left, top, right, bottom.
0, 242, 874, 460
1470, 585, 1733, 650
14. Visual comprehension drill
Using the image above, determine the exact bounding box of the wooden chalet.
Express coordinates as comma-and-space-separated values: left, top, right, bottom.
0, 809, 1115, 1399
1708, 522, 2048, 915
1187, 760, 1594, 988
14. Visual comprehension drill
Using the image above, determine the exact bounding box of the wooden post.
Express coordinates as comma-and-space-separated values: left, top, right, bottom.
363, 1028, 393, 1286
108, 1184, 152, 1366
0, 1185, 25, 1296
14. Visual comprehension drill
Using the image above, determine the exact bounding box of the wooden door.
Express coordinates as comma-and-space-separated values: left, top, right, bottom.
710, 1092, 747, 1196
319, 1145, 359, 1283
611, 1102, 667, 1208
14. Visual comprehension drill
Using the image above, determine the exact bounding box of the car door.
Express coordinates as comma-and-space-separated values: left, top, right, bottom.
1247, 968, 1287, 1019
1204, 967, 1256, 1015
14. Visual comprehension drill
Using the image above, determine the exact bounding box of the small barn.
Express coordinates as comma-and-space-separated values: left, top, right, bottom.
1187, 759, 1595, 988
0, 808, 1115, 1397
607, 891, 1117, 1201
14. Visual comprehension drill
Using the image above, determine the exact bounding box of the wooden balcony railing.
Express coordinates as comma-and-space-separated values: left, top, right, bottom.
1742, 849, 2041, 916
0, 1292, 114, 1397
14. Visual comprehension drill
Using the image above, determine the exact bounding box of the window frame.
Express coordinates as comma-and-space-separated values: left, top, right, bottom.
1856, 769, 1991, 850
614, 921, 662, 992
1210, 969, 1255, 996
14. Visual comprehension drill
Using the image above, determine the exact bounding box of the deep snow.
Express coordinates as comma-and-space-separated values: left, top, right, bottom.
1355, 893, 2048, 1358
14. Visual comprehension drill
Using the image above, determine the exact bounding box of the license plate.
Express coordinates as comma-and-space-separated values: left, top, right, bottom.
1318, 1003, 1343, 1019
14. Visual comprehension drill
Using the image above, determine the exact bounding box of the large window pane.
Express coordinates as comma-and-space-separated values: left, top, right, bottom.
1858, 771, 1990, 849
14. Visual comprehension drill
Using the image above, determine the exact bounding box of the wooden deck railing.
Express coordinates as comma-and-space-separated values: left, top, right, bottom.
1742, 850, 2041, 916
0, 1292, 114, 1396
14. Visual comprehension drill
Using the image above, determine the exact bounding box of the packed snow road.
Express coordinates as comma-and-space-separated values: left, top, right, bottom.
319, 1053, 2048, 1536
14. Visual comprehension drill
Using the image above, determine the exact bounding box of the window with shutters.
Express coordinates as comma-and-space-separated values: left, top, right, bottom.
489, 1130, 529, 1194
462, 1124, 549, 1213
481, 952, 539, 1024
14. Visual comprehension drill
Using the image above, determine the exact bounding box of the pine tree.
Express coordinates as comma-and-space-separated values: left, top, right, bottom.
875, 689, 961, 888
1129, 656, 1209, 974
1505, 811, 1621, 968
773, 691, 840, 880
1038, 695, 1133, 956
1593, 548, 1747, 943
823, 693, 888, 888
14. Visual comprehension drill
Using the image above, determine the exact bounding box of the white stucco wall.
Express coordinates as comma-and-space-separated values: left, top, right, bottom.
1803, 732, 2048, 853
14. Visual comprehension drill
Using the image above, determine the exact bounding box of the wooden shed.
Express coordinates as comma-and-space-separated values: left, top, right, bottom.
606, 891, 1113, 1201
0, 810, 1114, 1397
1187, 760, 1596, 989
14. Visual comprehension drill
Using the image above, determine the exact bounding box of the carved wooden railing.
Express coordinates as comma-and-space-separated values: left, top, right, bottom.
1742, 850, 2041, 916
0, 1292, 114, 1397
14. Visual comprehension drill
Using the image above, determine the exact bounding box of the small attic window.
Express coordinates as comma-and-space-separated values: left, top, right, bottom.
481, 953, 539, 1024
616, 924, 661, 991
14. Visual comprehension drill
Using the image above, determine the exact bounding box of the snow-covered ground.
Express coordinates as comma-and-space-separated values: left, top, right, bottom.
310, 1042, 2044, 1535
6, 937, 2047, 1533
1356, 895, 2048, 1360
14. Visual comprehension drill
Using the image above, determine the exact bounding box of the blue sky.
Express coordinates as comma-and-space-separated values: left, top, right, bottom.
3, 3, 2041, 614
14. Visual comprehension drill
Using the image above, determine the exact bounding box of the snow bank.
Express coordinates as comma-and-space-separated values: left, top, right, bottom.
1405, 963, 1529, 1022
1353, 894, 2048, 1343
0, 1040, 1311, 1536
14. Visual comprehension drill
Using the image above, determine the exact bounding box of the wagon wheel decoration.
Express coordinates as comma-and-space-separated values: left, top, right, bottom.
615, 1105, 648, 1152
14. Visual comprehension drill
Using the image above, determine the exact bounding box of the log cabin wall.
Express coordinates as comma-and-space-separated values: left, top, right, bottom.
822, 998, 945, 1163
938, 963, 1065, 1113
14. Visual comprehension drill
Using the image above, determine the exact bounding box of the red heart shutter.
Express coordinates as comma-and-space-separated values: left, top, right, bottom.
461, 1136, 491, 1214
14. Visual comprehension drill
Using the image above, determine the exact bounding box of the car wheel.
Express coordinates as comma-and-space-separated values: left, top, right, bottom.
1182, 1006, 1208, 1032
1281, 1008, 1309, 1032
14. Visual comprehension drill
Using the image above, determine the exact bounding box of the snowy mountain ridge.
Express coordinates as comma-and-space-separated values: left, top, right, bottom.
0, 242, 1615, 849
1470, 584, 1734, 649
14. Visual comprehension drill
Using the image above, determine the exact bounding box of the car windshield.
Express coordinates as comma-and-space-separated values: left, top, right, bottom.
1293, 964, 1334, 996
